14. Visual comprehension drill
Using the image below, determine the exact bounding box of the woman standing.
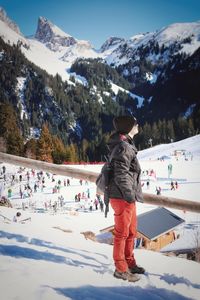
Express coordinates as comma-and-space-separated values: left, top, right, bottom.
108, 115, 145, 282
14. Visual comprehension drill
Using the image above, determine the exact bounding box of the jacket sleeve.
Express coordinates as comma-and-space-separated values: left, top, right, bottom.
112, 143, 136, 202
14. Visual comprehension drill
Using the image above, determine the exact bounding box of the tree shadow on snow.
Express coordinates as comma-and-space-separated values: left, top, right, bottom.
51, 285, 193, 300
0, 230, 108, 259
0, 230, 110, 274
147, 272, 200, 289
0, 244, 111, 273
0, 244, 69, 264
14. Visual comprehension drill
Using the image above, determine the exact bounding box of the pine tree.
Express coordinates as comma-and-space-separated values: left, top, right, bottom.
64, 143, 78, 162
80, 139, 89, 161
175, 117, 188, 140
151, 122, 160, 145
51, 135, 66, 164
65, 145, 73, 162
0, 102, 24, 155
143, 122, 152, 147
95, 133, 110, 161
70, 143, 79, 162
166, 120, 175, 142
6, 132, 23, 155
188, 118, 195, 137
159, 120, 167, 143
0, 136, 7, 152
37, 123, 53, 162
24, 138, 37, 159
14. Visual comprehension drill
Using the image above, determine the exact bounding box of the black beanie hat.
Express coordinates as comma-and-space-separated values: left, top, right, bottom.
113, 115, 137, 134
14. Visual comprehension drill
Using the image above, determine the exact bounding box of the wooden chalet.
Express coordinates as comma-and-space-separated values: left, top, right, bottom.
100, 207, 185, 251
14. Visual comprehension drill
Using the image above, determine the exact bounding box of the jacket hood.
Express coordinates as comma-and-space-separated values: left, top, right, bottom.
107, 132, 137, 153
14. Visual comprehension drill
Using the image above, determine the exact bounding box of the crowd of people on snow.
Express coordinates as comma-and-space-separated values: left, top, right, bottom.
1, 158, 182, 216
0, 154, 182, 218
0, 164, 106, 215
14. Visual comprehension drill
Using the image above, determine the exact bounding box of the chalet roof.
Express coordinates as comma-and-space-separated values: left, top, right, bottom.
137, 207, 185, 240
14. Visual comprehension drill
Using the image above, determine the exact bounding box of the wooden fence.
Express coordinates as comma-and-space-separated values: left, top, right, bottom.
0, 151, 200, 213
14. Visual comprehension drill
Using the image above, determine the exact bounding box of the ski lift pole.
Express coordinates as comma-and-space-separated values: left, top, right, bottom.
0, 151, 200, 213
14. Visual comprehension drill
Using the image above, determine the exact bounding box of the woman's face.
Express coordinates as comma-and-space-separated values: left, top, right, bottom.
128, 124, 139, 138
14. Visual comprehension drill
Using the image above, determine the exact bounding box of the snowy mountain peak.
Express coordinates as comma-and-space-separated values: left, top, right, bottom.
100, 36, 125, 52
130, 33, 147, 41
60, 39, 99, 64
0, 7, 22, 35
104, 20, 200, 67
154, 21, 200, 46
35, 16, 77, 51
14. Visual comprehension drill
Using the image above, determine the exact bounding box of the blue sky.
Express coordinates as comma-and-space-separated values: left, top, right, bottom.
1, 0, 200, 49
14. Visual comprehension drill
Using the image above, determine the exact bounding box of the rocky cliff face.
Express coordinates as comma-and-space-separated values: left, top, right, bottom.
0, 7, 22, 35
100, 37, 125, 52
35, 16, 77, 51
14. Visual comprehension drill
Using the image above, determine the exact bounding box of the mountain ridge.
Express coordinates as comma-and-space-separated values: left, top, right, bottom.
0, 7, 200, 159
0, 7, 22, 36
1, 6, 200, 70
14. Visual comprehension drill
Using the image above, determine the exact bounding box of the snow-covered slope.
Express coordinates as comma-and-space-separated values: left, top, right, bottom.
0, 18, 29, 48
103, 21, 200, 66
154, 22, 200, 49
1, 6, 200, 79
0, 7, 22, 35
138, 134, 200, 160
0, 8, 98, 81
1, 132, 200, 299
100, 36, 125, 57
110, 82, 144, 107
23, 38, 72, 81
34, 16, 99, 62
128, 21, 200, 50
0, 209, 199, 300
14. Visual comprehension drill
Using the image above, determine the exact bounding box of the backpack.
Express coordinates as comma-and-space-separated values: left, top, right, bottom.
96, 162, 113, 218
96, 144, 119, 217
96, 162, 113, 195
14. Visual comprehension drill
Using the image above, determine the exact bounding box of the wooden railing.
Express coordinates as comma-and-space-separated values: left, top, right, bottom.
0, 151, 200, 213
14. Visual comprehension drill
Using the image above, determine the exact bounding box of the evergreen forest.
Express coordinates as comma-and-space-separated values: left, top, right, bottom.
0, 37, 199, 163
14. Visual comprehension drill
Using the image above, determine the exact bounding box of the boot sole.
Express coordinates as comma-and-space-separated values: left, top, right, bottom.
113, 273, 127, 281
114, 272, 140, 282
128, 275, 140, 282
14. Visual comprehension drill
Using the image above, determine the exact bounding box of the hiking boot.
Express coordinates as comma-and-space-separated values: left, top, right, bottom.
129, 265, 145, 274
113, 270, 140, 282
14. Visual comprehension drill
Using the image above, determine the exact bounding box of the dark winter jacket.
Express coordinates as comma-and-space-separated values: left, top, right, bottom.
107, 132, 143, 203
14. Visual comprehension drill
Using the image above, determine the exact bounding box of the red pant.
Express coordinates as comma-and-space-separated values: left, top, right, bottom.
110, 198, 137, 272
